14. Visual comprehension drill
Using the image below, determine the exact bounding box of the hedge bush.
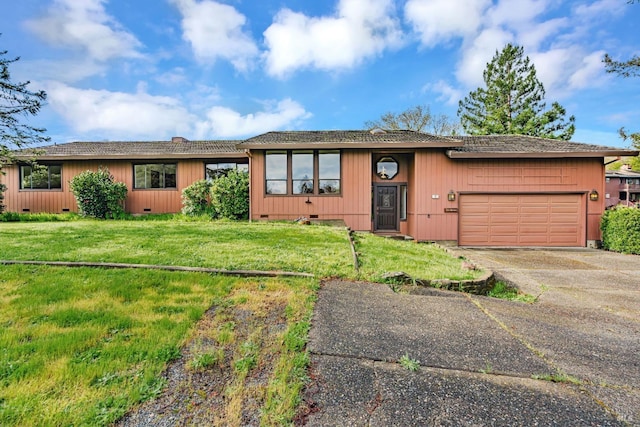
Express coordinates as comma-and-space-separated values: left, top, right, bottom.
181, 171, 249, 220
70, 168, 127, 219
181, 179, 214, 216
601, 207, 640, 254
0, 182, 6, 213
211, 170, 249, 220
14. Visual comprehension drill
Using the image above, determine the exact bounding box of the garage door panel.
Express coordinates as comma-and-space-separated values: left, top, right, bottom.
491, 226, 520, 234
459, 194, 585, 247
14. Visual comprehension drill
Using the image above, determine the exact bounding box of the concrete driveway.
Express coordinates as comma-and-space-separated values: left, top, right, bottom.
302, 248, 640, 426
455, 248, 640, 319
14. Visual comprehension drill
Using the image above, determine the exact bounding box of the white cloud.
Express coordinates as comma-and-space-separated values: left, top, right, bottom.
455, 28, 514, 88
574, 0, 627, 19
196, 99, 312, 138
404, 0, 490, 47
171, 0, 258, 71
515, 17, 568, 50
568, 50, 608, 90
486, 0, 549, 28
423, 80, 463, 106
263, 0, 403, 78
45, 82, 193, 139
14, 58, 105, 84
24, 0, 142, 61
529, 49, 608, 97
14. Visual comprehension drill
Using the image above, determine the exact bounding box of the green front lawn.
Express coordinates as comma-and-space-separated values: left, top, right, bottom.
0, 218, 479, 426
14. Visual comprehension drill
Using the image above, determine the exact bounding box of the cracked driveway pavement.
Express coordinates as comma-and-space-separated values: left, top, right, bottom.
302, 249, 640, 426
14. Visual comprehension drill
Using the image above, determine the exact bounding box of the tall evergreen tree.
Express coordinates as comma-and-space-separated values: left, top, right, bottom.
1, 43, 49, 163
0, 39, 50, 212
458, 44, 575, 140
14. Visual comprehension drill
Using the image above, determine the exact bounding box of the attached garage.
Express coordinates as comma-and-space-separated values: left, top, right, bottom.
459, 193, 586, 247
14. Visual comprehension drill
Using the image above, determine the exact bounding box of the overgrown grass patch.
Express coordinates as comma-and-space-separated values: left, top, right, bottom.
353, 232, 482, 282
0, 264, 316, 426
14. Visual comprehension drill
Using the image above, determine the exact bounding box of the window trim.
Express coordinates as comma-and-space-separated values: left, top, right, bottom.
265, 150, 341, 196
19, 163, 63, 191
133, 163, 178, 190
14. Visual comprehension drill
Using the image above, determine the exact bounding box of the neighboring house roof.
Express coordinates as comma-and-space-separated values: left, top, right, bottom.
14, 139, 245, 161
239, 130, 464, 149
605, 168, 640, 178
446, 135, 638, 159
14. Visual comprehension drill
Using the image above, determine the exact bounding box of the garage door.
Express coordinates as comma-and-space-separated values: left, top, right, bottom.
459, 194, 585, 247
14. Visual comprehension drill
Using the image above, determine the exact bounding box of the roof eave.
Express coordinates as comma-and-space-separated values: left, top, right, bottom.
240, 141, 464, 150
13, 152, 247, 161
446, 150, 639, 159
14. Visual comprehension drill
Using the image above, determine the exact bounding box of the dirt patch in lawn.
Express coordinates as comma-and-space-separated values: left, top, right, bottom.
117, 290, 290, 426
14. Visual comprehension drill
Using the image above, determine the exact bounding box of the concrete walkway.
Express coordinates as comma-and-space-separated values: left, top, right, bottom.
302, 249, 640, 426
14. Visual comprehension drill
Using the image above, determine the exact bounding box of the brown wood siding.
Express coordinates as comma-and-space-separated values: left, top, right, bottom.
459, 193, 585, 246
250, 150, 372, 230
2, 160, 214, 214
411, 151, 605, 245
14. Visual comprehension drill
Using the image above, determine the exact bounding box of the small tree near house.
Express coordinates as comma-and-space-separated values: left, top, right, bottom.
70, 168, 127, 219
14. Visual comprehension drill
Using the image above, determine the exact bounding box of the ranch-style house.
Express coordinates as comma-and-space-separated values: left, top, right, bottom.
3, 130, 637, 247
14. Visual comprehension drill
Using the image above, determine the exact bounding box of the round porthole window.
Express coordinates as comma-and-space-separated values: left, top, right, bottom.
376, 157, 398, 180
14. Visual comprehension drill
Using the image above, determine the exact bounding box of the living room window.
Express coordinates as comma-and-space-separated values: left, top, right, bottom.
205, 162, 248, 180
265, 150, 341, 195
20, 164, 62, 190
134, 163, 177, 189
292, 151, 314, 194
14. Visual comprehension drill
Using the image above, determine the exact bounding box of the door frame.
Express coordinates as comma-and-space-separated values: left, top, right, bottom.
373, 183, 400, 232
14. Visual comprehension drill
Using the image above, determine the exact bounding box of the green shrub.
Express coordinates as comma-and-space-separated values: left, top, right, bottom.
601, 207, 640, 254
211, 170, 249, 220
0, 212, 78, 222
0, 181, 6, 213
181, 179, 214, 216
69, 168, 127, 219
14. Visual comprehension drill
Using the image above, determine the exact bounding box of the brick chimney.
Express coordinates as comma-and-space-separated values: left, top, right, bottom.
171, 136, 189, 143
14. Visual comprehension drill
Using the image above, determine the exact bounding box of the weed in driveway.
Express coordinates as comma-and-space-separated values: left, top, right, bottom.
399, 354, 420, 372
532, 373, 582, 385
488, 281, 536, 303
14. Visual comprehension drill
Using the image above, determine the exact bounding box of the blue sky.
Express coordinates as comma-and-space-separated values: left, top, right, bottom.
1, 0, 639, 147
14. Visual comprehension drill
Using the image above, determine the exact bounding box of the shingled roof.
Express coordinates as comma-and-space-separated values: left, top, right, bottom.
239, 130, 463, 149
11, 131, 637, 161
446, 135, 638, 158
14, 139, 244, 161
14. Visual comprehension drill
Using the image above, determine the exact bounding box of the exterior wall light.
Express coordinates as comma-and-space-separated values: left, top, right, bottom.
589, 190, 599, 201
448, 190, 456, 202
